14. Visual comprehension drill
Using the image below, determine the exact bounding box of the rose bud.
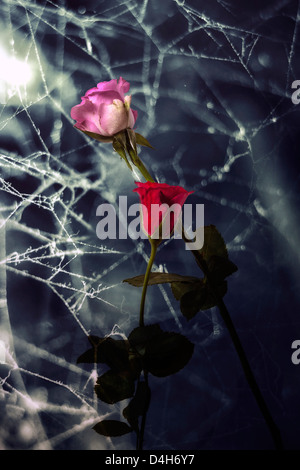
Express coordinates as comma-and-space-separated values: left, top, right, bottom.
133, 181, 194, 240
70, 77, 138, 141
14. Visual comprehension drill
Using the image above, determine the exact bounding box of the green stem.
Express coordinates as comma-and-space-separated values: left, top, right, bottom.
135, 158, 155, 183
137, 237, 157, 450
129, 149, 155, 183
139, 238, 158, 327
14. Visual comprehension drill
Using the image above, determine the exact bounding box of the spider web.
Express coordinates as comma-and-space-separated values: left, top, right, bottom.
0, 0, 300, 450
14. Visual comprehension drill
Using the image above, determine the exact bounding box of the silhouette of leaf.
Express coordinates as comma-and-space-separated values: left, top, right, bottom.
144, 332, 194, 377
128, 325, 194, 377
76, 336, 130, 372
128, 324, 162, 357
180, 281, 227, 320
123, 381, 151, 431
179, 285, 208, 320
169, 226, 237, 319
199, 225, 228, 262
171, 279, 203, 300
123, 272, 198, 287
93, 420, 132, 437
207, 256, 238, 284
94, 370, 135, 404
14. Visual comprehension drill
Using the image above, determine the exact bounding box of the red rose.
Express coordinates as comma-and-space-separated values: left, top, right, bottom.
133, 182, 193, 239
70, 77, 137, 140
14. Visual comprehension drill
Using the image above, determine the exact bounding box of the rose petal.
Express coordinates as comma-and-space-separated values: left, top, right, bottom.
84, 86, 100, 97
130, 109, 138, 125
96, 77, 130, 99
88, 90, 123, 106
70, 99, 102, 134
133, 182, 193, 237
74, 120, 102, 134
118, 77, 130, 94
99, 100, 129, 135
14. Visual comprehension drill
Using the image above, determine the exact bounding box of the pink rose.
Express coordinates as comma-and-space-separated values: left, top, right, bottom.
70, 77, 138, 139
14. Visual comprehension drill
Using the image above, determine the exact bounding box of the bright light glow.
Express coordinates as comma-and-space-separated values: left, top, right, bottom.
0, 46, 32, 88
